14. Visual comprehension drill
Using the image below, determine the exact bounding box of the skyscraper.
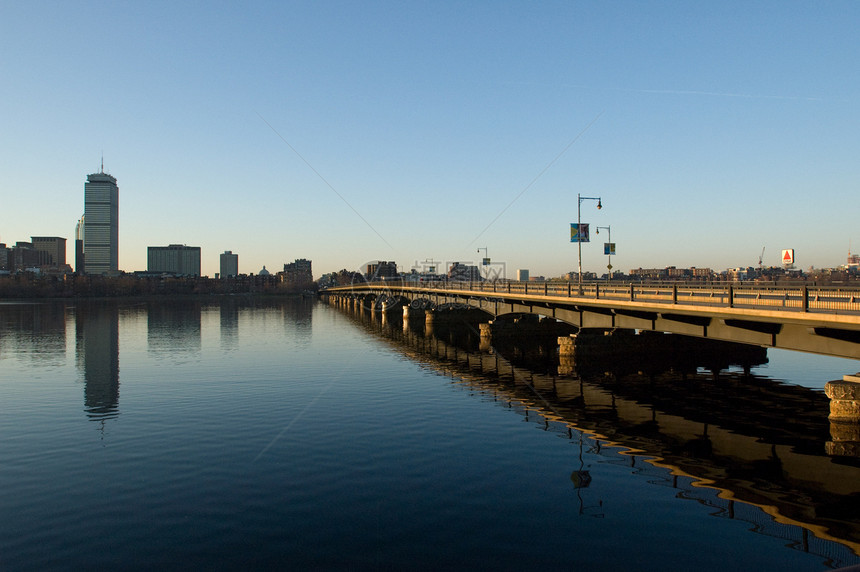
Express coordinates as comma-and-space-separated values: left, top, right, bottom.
220, 251, 238, 278
148, 245, 201, 276
83, 167, 119, 274
30, 236, 67, 268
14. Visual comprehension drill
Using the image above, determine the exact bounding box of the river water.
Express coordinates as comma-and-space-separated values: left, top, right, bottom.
1, 297, 859, 571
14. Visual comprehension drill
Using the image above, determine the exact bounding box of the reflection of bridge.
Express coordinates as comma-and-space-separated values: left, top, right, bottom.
341, 307, 860, 566
323, 281, 860, 359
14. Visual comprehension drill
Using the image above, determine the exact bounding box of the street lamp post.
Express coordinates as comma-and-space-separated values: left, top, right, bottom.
576, 193, 602, 286
596, 225, 612, 282
477, 247, 489, 280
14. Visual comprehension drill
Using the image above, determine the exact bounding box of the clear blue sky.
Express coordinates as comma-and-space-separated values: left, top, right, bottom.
2, 1, 857, 278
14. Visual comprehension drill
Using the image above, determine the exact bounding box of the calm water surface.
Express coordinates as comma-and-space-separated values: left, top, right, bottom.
1, 298, 859, 571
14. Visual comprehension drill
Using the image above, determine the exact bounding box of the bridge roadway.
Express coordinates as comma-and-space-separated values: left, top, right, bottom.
322, 280, 860, 360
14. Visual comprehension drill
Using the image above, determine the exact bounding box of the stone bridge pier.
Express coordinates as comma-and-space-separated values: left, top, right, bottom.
825, 374, 860, 456
557, 329, 769, 379
479, 315, 576, 355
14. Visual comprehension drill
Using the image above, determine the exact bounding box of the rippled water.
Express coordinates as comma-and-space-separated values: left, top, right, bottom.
1, 298, 859, 570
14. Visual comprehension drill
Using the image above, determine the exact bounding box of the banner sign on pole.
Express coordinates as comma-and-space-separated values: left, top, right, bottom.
482, 258, 491, 266
604, 243, 616, 255
570, 223, 590, 243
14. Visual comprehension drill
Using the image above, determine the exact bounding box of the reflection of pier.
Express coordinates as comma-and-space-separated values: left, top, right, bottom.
342, 306, 860, 563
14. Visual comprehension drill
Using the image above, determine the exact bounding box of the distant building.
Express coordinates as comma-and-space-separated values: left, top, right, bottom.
448, 262, 481, 281
147, 245, 201, 276
517, 269, 529, 281
401, 268, 443, 283
629, 267, 713, 280
11, 242, 40, 272
282, 258, 313, 285
366, 261, 397, 280
630, 268, 666, 279
75, 215, 85, 274
318, 273, 336, 288
258, 266, 270, 276
83, 168, 119, 274
220, 251, 238, 278
564, 271, 597, 282
0, 243, 10, 271
31, 237, 66, 268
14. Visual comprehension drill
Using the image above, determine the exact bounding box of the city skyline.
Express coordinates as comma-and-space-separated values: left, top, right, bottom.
2, 2, 858, 278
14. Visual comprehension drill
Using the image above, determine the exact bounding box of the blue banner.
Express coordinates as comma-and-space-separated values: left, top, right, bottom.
570, 223, 589, 243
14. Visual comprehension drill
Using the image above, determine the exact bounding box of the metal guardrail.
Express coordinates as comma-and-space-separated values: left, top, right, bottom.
328, 280, 860, 315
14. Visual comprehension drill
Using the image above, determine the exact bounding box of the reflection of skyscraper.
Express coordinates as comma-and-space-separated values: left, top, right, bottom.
220, 298, 239, 349
75, 303, 120, 420
0, 302, 68, 362
147, 301, 202, 354
83, 167, 119, 274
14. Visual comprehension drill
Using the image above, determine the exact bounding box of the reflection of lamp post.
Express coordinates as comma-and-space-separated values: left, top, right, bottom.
570, 431, 603, 517
577, 193, 602, 286
595, 225, 612, 282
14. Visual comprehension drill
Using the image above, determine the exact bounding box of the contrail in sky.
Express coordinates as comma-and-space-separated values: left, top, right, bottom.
257, 112, 394, 250
623, 88, 832, 101
499, 80, 837, 102
467, 111, 603, 247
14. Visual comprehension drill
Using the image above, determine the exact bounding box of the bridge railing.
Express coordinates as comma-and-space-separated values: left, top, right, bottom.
332, 280, 860, 315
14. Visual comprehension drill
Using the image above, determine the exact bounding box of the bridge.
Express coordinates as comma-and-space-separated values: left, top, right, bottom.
322, 278, 860, 450
321, 280, 860, 360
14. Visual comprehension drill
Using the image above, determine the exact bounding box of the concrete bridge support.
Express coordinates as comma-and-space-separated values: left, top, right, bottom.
425, 309, 435, 336
556, 329, 769, 379
825, 374, 860, 456
402, 305, 422, 333
558, 335, 576, 377
477, 316, 575, 364
479, 322, 493, 352
558, 329, 628, 377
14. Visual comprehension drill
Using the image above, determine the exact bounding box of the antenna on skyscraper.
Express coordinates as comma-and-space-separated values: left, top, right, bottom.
100, 153, 104, 174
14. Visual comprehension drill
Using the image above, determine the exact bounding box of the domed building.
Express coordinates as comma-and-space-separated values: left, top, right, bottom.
258, 266, 270, 276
